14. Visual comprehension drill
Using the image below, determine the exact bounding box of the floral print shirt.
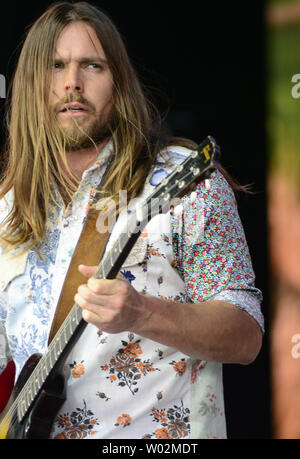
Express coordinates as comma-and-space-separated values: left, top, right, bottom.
0, 140, 263, 439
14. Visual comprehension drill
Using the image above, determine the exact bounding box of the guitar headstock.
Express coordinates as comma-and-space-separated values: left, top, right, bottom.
145, 135, 221, 215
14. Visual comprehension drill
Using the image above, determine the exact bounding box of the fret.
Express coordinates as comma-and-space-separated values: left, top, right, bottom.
110, 250, 115, 267
24, 388, 31, 413
27, 383, 34, 404
48, 346, 53, 369
51, 346, 57, 369
18, 396, 25, 419
46, 354, 51, 374
41, 361, 48, 380
67, 314, 73, 338
68, 317, 75, 335
58, 334, 63, 354
37, 367, 45, 389
63, 323, 68, 344
33, 375, 39, 393
111, 248, 118, 267
101, 255, 110, 276
98, 258, 108, 279
75, 304, 82, 323
70, 313, 77, 333
18, 397, 26, 421
96, 262, 104, 279
54, 342, 61, 361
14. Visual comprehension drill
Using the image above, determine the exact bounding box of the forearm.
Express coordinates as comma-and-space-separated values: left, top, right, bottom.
76, 268, 262, 365
133, 294, 263, 364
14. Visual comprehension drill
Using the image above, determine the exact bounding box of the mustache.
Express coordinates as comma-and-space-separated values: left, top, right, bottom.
55, 93, 95, 113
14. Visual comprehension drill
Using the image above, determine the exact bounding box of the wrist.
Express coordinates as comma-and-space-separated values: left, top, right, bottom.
131, 293, 178, 339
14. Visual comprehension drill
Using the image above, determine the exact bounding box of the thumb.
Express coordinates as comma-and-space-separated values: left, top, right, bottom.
78, 264, 98, 278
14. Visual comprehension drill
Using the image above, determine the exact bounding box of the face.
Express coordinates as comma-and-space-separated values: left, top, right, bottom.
50, 21, 114, 151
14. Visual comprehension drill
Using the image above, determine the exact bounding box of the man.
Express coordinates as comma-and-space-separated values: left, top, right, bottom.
0, 2, 263, 439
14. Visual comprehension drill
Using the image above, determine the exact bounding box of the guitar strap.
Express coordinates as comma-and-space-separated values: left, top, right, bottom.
48, 158, 114, 344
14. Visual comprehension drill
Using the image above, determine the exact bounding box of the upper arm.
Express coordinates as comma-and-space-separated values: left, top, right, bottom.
171, 169, 264, 332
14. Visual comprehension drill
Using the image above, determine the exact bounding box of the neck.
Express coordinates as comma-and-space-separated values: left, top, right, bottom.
56, 138, 110, 206
65, 138, 109, 181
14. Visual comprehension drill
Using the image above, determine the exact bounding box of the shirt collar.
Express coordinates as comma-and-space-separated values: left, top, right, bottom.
81, 138, 114, 181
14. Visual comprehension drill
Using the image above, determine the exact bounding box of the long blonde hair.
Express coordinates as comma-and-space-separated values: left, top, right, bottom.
0, 1, 246, 251
0, 2, 172, 250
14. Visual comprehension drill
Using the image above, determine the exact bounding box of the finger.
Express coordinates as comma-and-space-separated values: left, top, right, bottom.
81, 308, 102, 327
78, 264, 98, 278
77, 283, 104, 305
75, 292, 104, 315
87, 276, 128, 295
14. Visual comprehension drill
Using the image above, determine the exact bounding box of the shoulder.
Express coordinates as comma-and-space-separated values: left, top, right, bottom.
195, 168, 235, 203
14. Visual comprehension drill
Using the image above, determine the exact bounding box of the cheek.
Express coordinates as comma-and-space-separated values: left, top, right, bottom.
48, 78, 62, 111
95, 79, 114, 112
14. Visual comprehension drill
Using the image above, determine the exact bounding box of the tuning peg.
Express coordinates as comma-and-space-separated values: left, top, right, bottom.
205, 179, 211, 190
136, 202, 146, 222
174, 204, 183, 215
190, 191, 197, 203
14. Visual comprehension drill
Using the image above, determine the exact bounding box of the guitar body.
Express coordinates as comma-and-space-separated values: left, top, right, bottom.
0, 361, 15, 413
1, 354, 67, 439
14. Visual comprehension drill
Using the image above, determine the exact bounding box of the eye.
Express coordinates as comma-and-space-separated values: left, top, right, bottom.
52, 61, 63, 70
87, 63, 103, 70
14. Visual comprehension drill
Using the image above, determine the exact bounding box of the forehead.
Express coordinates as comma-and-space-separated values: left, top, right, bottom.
55, 21, 106, 60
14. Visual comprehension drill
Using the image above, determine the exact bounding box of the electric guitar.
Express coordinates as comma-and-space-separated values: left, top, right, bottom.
0, 136, 220, 438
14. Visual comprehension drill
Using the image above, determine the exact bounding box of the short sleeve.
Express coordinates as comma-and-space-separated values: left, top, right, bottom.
171, 169, 264, 332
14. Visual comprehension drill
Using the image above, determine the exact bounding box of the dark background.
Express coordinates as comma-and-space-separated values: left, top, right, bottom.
0, 0, 270, 438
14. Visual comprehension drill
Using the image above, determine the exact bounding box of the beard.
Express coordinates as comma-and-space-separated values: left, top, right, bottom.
61, 113, 113, 151
54, 93, 116, 152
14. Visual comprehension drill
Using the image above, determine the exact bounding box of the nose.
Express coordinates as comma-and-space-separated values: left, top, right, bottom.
64, 65, 84, 94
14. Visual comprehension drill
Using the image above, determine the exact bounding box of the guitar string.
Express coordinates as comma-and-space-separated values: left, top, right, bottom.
0, 148, 214, 433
